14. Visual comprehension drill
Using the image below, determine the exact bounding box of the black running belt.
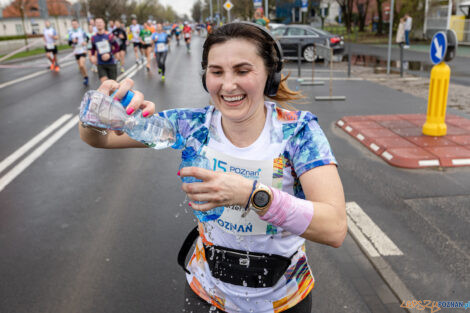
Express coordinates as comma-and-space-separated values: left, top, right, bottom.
178, 226, 199, 274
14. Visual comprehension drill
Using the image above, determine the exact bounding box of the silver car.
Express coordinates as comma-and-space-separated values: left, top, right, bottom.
271, 24, 344, 62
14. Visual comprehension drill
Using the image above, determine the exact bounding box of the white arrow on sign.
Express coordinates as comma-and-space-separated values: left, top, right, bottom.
434, 37, 443, 60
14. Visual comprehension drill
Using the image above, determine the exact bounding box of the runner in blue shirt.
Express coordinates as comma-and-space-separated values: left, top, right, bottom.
152, 23, 169, 82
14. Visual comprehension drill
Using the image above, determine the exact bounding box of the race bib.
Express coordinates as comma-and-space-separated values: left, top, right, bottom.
46, 43, 55, 50
156, 43, 167, 52
202, 146, 277, 235
184, 33, 190, 38
96, 40, 111, 54
115, 38, 122, 46
144, 36, 152, 44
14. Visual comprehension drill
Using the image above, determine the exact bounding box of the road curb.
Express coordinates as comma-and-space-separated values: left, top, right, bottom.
347, 220, 427, 313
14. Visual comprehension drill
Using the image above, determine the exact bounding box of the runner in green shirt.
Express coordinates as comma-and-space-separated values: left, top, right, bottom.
139, 22, 154, 71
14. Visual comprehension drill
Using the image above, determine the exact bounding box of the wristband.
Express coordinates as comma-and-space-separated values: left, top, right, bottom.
259, 187, 314, 236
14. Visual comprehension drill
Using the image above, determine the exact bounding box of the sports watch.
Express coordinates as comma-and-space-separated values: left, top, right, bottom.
249, 183, 273, 214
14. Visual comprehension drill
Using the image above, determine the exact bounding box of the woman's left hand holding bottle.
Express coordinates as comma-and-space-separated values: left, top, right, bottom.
79, 78, 156, 148
101, 78, 155, 118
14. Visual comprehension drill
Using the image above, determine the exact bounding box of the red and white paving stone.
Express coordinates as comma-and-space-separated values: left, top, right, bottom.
337, 114, 470, 168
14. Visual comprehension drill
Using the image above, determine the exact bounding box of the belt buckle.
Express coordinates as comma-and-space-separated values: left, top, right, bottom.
239, 257, 250, 267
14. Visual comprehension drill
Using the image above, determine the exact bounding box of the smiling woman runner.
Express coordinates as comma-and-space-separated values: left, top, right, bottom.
79, 22, 346, 313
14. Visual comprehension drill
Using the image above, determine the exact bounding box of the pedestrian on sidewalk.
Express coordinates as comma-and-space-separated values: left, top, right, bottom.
396, 17, 406, 47
79, 22, 346, 313
404, 13, 412, 48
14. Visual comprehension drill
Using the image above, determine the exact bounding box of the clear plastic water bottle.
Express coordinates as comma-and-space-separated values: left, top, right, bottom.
179, 147, 225, 222
79, 90, 183, 149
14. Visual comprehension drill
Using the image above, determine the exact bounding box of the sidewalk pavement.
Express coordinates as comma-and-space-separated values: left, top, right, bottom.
336, 114, 470, 168
374, 44, 470, 58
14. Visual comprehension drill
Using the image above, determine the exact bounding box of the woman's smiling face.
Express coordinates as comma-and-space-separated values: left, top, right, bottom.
205, 38, 268, 123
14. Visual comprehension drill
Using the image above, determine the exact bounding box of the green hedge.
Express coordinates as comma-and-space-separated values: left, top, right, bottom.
0, 34, 43, 41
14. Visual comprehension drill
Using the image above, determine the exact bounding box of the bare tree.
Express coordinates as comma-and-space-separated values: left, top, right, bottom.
192, 0, 203, 22
336, 0, 354, 33
356, 0, 370, 32
7, 0, 39, 48
375, 0, 384, 34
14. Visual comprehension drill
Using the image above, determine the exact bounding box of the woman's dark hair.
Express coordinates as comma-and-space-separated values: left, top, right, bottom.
201, 23, 302, 107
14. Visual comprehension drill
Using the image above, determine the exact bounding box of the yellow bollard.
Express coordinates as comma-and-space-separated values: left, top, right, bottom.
422, 62, 451, 136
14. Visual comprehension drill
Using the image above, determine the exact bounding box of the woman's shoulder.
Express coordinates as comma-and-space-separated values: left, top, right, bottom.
268, 102, 318, 125
267, 102, 319, 139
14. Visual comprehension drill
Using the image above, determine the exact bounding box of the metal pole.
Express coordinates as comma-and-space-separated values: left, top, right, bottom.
210, 0, 213, 23
329, 48, 333, 97
217, 0, 221, 25
386, 0, 395, 74
228, 10, 231, 23
348, 44, 351, 77
400, 43, 404, 77
423, 0, 429, 37
265, 0, 268, 19
446, 0, 452, 30
312, 46, 315, 82
297, 43, 301, 78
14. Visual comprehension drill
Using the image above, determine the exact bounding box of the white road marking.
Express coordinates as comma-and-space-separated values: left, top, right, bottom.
356, 133, 365, 141
0, 60, 75, 89
418, 159, 440, 167
0, 58, 148, 193
0, 114, 72, 175
347, 218, 380, 257
345, 126, 353, 132
0, 116, 79, 192
116, 63, 139, 81
452, 158, 470, 166
337, 120, 345, 127
370, 143, 380, 151
346, 202, 403, 256
382, 151, 394, 160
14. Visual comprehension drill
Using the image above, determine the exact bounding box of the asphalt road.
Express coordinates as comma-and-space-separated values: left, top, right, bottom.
1, 36, 468, 313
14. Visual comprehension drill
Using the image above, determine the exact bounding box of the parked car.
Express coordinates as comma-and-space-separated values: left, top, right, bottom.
271, 24, 344, 62
268, 23, 284, 31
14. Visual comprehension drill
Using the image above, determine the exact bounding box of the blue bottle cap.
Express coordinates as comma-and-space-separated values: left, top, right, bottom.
120, 90, 135, 108
182, 147, 197, 160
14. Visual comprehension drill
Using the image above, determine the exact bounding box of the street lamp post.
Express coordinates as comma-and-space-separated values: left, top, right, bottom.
265, 0, 268, 19
386, 0, 395, 74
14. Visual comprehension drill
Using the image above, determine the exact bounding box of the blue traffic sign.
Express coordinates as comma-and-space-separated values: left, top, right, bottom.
430, 31, 447, 65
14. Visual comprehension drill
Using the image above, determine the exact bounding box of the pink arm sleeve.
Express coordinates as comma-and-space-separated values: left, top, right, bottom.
259, 187, 314, 236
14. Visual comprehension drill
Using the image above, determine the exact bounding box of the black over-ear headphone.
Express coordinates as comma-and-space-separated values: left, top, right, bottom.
202, 21, 284, 97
